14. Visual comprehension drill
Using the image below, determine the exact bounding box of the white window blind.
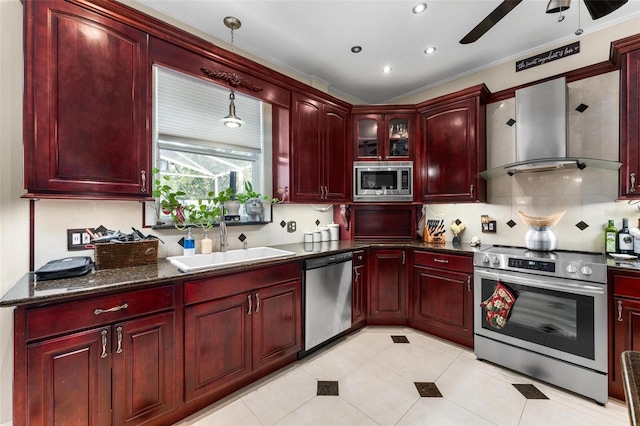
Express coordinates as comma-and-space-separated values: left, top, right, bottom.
156, 67, 263, 153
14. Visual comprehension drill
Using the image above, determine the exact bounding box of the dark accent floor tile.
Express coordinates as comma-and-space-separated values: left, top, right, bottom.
513, 384, 549, 399
391, 335, 410, 343
317, 380, 339, 396
415, 382, 442, 397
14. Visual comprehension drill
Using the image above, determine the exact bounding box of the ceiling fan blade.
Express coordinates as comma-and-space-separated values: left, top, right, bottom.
460, 0, 523, 44
583, 0, 628, 19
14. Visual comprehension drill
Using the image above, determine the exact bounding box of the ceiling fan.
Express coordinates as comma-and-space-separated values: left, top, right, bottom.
460, 0, 629, 44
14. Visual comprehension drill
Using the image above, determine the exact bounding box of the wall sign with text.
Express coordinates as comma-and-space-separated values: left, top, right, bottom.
516, 41, 580, 72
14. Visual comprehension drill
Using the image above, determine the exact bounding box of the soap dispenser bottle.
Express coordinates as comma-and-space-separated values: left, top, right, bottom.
184, 227, 195, 256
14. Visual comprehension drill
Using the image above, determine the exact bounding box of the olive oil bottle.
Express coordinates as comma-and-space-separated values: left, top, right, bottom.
605, 220, 617, 254
618, 218, 634, 255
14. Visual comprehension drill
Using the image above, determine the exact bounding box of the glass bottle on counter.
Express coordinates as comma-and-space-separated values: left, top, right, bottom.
201, 228, 213, 254
183, 227, 195, 256
605, 220, 618, 254
618, 218, 634, 255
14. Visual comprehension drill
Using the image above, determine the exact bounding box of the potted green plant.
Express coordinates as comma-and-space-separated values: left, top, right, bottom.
152, 167, 187, 226
236, 181, 279, 221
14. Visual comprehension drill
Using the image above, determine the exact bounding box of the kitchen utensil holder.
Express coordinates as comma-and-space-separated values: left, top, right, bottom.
94, 239, 158, 270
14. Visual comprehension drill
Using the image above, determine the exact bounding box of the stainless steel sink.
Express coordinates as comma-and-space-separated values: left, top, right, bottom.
167, 246, 296, 272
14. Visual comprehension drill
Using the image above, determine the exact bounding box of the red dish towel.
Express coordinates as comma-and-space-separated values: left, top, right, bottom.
480, 282, 517, 329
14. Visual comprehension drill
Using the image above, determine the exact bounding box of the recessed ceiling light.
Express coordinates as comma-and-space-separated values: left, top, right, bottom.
381, 66, 392, 73
412, 2, 427, 14
424, 46, 437, 55
351, 46, 362, 53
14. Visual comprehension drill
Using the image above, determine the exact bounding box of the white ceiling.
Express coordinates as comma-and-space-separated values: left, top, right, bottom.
138, 0, 640, 104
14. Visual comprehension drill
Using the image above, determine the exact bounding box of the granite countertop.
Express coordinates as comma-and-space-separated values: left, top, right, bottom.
0, 240, 481, 308
622, 350, 640, 425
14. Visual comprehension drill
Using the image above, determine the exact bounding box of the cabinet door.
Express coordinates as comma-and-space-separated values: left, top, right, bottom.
25, 0, 151, 199
369, 250, 407, 322
113, 312, 176, 425
252, 279, 302, 370
611, 297, 640, 400
291, 94, 323, 201
184, 293, 252, 402
323, 105, 350, 201
352, 263, 367, 328
27, 327, 112, 425
420, 97, 484, 202
411, 265, 473, 347
620, 50, 640, 198
354, 114, 383, 160
385, 114, 413, 160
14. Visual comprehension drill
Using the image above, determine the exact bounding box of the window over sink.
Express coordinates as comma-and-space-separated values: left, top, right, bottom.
145, 66, 273, 227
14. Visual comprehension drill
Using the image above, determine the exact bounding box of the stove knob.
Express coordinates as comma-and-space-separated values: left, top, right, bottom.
491, 256, 500, 266
580, 265, 593, 276
482, 255, 490, 264
566, 263, 578, 274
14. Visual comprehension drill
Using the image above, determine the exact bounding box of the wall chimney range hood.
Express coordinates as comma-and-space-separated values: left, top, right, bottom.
480, 77, 621, 179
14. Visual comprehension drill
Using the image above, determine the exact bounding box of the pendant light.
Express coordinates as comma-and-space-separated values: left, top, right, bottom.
220, 91, 244, 128
546, 0, 570, 21
220, 16, 245, 128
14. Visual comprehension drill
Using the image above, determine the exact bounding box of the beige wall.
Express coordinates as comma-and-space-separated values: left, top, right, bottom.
0, 0, 638, 424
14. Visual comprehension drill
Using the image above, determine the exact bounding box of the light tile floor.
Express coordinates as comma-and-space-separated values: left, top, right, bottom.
175, 326, 629, 426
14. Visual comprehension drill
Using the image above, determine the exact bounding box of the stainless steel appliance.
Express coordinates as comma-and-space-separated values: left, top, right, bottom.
301, 251, 353, 356
473, 246, 608, 404
353, 161, 413, 202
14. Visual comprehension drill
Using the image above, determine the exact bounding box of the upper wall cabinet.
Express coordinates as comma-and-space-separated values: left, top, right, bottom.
418, 85, 490, 203
352, 107, 416, 161
23, 0, 152, 200
290, 93, 350, 202
618, 44, 640, 198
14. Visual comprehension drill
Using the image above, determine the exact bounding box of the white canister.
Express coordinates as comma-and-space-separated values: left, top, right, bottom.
312, 230, 322, 243
319, 226, 330, 242
327, 223, 340, 241
304, 231, 313, 243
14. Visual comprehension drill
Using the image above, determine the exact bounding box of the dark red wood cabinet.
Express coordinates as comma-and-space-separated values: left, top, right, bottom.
290, 93, 350, 202
23, 0, 151, 199
352, 111, 415, 161
609, 271, 640, 400
619, 48, 640, 198
409, 251, 474, 348
368, 249, 408, 324
351, 249, 367, 330
20, 285, 177, 425
184, 263, 302, 403
418, 86, 489, 203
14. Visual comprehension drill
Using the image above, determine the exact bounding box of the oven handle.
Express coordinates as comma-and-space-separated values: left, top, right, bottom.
474, 268, 605, 296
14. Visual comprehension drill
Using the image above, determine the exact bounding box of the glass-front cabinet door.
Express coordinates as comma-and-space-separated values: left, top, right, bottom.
354, 113, 413, 161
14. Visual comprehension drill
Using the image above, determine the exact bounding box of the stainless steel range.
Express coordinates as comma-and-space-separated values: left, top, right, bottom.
473, 245, 608, 404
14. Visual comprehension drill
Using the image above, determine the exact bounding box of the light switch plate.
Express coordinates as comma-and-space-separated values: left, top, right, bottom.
287, 221, 297, 233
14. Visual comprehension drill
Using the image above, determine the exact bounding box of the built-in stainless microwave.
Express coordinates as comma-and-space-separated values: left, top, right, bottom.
353, 161, 413, 202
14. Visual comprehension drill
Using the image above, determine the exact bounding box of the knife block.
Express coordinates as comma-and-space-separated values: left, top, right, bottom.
423, 220, 446, 244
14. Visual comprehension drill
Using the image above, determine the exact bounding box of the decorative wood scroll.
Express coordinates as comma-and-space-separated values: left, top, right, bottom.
200, 67, 263, 92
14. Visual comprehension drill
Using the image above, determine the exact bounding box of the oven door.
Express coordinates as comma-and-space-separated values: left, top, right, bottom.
473, 267, 606, 373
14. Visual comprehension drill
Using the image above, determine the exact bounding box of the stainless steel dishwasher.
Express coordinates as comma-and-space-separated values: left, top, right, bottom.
301, 251, 353, 356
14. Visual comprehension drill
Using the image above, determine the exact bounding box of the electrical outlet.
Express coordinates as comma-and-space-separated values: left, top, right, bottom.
287, 221, 297, 233
67, 228, 93, 251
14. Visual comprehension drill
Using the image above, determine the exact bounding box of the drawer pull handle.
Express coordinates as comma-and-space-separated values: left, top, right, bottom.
94, 303, 128, 316
402, 251, 406, 265
247, 294, 252, 315
470, 184, 474, 198
354, 268, 360, 283
255, 293, 260, 313
631, 173, 636, 193
100, 330, 108, 358
434, 258, 449, 264
116, 326, 123, 354
618, 300, 624, 322
467, 275, 472, 292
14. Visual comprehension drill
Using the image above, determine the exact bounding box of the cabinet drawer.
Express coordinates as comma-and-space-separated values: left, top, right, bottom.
353, 250, 366, 266
185, 262, 301, 305
26, 285, 174, 341
613, 274, 640, 298
413, 251, 472, 273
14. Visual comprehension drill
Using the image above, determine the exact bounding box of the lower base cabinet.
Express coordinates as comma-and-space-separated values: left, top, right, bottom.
351, 249, 367, 330
20, 285, 177, 425
368, 249, 408, 324
609, 271, 640, 401
409, 251, 474, 348
184, 263, 302, 404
